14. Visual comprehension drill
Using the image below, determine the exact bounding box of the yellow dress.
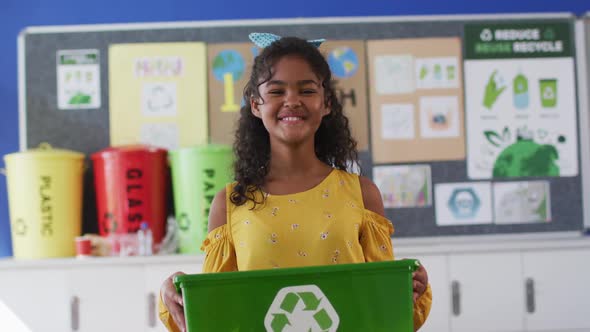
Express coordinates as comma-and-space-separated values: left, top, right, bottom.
160, 169, 432, 331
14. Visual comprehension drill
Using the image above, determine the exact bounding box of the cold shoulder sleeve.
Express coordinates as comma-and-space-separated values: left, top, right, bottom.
359, 209, 395, 261
158, 296, 181, 332
360, 209, 432, 331
200, 224, 238, 273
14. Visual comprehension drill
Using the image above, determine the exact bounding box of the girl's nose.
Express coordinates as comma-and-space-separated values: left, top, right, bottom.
284, 91, 302, 108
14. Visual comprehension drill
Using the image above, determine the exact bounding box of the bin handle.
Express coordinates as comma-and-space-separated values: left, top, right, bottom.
38, 142, 53, 150
71, 295, 80, 331
147, 292, 157, 327
526, 278, 536, 313
451, 280, 461, 316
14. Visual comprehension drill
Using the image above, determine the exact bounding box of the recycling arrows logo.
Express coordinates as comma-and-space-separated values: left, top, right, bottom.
264, 285, 339, 332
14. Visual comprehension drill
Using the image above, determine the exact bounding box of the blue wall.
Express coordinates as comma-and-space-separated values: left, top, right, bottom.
0, 0, 588, 255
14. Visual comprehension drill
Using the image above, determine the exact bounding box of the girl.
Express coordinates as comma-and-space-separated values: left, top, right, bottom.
160, 33, 432, 331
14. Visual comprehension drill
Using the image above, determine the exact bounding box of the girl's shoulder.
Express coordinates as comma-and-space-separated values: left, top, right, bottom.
207, 187, 228, 232
357, 174, 385, 217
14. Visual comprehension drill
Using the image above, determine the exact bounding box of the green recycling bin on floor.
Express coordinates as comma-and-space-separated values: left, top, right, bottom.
169, 145, 233, 253
175, 259, 419, 332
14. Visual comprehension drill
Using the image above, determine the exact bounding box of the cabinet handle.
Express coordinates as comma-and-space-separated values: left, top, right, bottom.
451, 280, 461, 316
526, 278, 536, 313
148, 292, 157, 327
70, 295, 80, 331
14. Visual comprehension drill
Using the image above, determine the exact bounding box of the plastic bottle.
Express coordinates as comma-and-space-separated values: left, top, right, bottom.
137, 221, 153, 256
513, 71, 529, 109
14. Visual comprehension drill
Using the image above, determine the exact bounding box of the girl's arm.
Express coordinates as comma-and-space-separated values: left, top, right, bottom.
208, 188, 228, 231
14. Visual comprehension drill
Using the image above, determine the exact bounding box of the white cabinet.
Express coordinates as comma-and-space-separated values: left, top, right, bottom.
448, 252, 525, 332
145, 262, 203, 332
67, 266, 145, 332
523, 249, 590, 331
412, 254, 451, 332
0, 268, 69, 331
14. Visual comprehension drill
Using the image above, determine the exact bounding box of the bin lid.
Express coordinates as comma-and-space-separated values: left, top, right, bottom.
91, 144, 167, 160
168, 144, 232, 156
3, 143, 84, 161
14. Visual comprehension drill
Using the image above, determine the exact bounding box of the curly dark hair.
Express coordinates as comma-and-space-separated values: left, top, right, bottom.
230, 36, 358, 207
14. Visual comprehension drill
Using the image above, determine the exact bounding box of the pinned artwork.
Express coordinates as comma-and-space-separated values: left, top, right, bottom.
57, 49, 101, 110
322, 41, 370, 151
493, 181, 551, 224
374, 55, 415, 95
435, 182, 493, 226
373, 165, 432, 208
207, 43, 254, 145
419, 96, 460, 138
380, 104, 415, 140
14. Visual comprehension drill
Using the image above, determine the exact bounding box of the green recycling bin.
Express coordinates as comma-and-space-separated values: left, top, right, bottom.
174, 259, 419, 332
169, 145, 233, 253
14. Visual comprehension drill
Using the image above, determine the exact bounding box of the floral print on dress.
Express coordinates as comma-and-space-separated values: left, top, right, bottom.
268, 233, 278, 244
291, 224, 299, 231
243, 220, 251, 225
270, 207, 279, 217
297, 250, 308, 257
331, 249, 340, 263
288, 199, 298, 204
320, 232, 329, 240
322, 189, 330, 198
324, 212, 333, 219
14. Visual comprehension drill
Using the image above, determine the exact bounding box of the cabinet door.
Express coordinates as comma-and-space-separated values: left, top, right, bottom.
449, 252, 524, 332
68, 266, 144, 332
523, 249, 590, 331
412, 254, 451, 332
145, 262, 203, 332
0, 269, 69, 331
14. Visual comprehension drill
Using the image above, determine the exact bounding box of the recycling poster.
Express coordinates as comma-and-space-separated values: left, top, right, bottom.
109, 42, 209, 150
464, 22, 578, 179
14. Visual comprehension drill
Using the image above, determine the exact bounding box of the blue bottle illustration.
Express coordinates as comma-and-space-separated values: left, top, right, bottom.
513, 71, 529, 109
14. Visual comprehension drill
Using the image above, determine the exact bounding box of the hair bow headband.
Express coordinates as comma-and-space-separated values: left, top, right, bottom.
248, 32, 325, 48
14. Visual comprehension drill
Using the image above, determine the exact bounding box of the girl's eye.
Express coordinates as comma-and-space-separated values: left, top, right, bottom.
268, 90, 284, 95
301, 89, 317, 94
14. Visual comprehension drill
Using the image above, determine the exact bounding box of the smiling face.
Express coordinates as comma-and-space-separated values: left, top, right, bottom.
251, 55, 330, 146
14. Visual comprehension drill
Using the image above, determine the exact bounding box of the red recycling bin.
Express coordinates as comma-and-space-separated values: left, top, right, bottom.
91, 145, 168, 247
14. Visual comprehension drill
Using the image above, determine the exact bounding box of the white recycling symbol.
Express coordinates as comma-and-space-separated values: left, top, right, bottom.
264, 285, 340, 332
480, 29, 493, 42
543, 86, 555, 99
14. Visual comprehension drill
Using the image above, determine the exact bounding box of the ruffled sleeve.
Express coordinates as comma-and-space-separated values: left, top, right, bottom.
158, 294, 181, 332
158, 225, 238, 331
359, 209, 395, 262
360, 209, 432, 331
200, 224, 238, 273
414, 284, 432, 331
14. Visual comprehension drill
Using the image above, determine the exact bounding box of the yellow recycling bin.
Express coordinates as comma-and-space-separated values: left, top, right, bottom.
3, 143, 85, 258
